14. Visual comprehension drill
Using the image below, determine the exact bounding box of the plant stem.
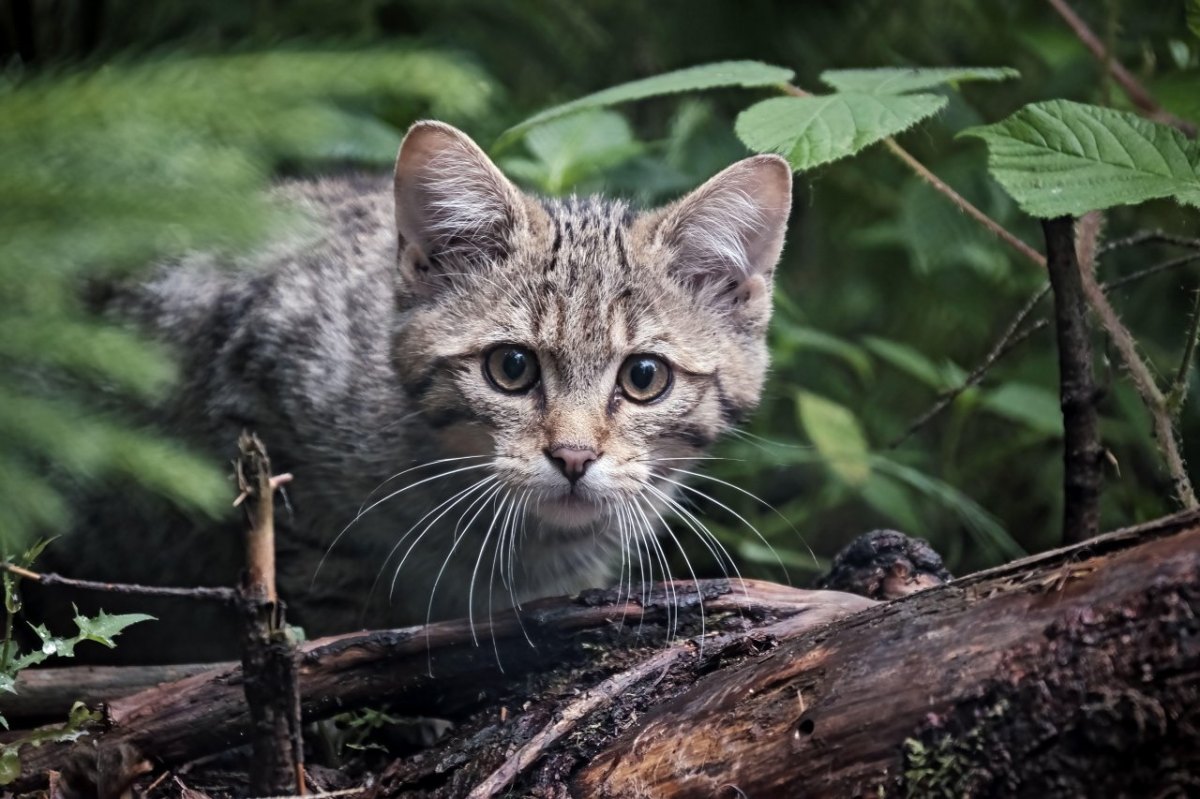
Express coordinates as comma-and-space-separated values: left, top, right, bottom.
1043, 217, 1104, 545
1073, 237, 1199, 508
782, 83, 1047, 270
1046, 0, 1197, 137
1166, 287, 1200, 416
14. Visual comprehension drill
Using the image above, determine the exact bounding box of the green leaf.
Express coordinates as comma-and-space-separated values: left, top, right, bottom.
736, 93, 947, 171
980, 383, 1063, 436
501, 109, 643, 194
0, 747, 18, 785
863, 337, 964, 391
497, 60, 794, 148
772, 320, 873, 379
73, 610, 156, 649
820, 67, 1019, 95
1189, 0, 1200, 40
796, 392, 872, 486
960, 100, 1200, 216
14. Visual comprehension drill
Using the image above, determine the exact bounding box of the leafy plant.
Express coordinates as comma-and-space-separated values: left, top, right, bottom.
0, 543, 152, 784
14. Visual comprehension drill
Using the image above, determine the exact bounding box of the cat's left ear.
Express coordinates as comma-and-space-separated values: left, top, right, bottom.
645, 155, 792, 327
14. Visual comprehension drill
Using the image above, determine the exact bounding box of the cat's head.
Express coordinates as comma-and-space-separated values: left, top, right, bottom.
391, 121, 791, 534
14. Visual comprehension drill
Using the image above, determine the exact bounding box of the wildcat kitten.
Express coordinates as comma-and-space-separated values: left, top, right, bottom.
59, 121, 791, 651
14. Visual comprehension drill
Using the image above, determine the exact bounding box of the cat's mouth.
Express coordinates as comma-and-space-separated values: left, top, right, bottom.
535, 491, 604, 529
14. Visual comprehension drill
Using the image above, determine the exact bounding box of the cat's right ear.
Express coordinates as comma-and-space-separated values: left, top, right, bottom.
393, 121, 524, 294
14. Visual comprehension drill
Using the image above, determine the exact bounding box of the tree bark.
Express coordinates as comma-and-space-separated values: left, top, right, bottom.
1043, 216, 1103, 545
12, 580, 866, 790
12, 513, 1197, 797
575, 510, 1200, 798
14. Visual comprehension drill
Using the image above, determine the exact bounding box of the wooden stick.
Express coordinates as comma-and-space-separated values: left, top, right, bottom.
0, 564, 237, 604
1043, 217, 1103, 544
235, 432, 305, 797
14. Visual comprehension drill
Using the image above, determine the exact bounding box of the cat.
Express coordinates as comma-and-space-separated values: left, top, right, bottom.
51, 121, 792, 659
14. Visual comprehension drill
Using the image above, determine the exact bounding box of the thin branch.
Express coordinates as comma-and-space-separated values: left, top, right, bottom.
888, 287, 1051, 448
1166, 286, 1200, 416
893, 249, 1200, 446
1098, 230, 1200, 255
1074, 241, 1199, 509
1043, 217, 1103, 544
1046, 0, 1198, 138
781, 83, 1047, 270
1101, 252, 1200, 292
0, 563, 238, 603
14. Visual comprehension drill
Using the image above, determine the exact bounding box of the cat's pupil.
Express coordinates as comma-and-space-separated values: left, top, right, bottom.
630, 359, 656, 390
503, 350, 527, 380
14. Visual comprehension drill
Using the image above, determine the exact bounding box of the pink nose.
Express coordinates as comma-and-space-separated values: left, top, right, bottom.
547, 445, 599, 483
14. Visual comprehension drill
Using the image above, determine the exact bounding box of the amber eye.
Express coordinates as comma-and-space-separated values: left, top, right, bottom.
484, 345, 540, 393
618, 355, 671, 403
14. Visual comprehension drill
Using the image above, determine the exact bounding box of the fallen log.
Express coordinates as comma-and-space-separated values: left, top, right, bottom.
11, 578, 869, 790
15, 511, 1198, 796
574, 510, 1200, 798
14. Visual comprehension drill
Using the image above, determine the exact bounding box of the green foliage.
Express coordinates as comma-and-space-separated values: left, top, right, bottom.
0, 48, 492, 551
796, 392, 871, 486
496, 60, 794, 149
962, 100, 1200, 216
501, 110, 642, 194
736, 93, 947, 171
819, 67, 1020, 95
0, 545, 150, 783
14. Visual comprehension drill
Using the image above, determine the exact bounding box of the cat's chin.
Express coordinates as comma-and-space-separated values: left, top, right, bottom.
534, 493, 605, 530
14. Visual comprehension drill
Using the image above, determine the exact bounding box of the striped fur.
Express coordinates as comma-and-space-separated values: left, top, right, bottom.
64, 122, 792, 652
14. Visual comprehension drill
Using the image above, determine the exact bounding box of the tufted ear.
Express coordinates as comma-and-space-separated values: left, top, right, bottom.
649, 154, 792, 325
394, 121, 525, 292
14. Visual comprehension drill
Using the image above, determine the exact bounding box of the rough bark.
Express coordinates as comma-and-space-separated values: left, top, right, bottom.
574, 510, 1200, 798
12, 513, 1197, 797
13, 579, 866, 790
1043, 216, 1103, 545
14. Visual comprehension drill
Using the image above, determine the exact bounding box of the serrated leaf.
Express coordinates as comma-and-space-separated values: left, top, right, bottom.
796, 392, 872, 486
736, 93, 947, 171
820, 67, 1019, 95
73, 610, 156, 649
961, 100, 1200, 216
497, 61, 794, 149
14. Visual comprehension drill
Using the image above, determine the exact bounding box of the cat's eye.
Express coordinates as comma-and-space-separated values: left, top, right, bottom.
618, 355, 671, 403
484, 345, 540, 393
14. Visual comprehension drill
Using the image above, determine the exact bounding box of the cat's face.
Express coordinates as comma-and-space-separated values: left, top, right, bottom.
391, 122, 791, 538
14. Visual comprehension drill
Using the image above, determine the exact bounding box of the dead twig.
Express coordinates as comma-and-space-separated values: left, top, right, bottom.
1046, 0, 1198, 138
0, 564, 238, 604
235, 432, 304, 797
1166, 286, 1200, 415
1099, 230, 1200, 255
892, 247, 1200, 446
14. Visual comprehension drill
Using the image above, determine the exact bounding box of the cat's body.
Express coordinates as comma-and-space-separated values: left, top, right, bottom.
53, 123, 791, 656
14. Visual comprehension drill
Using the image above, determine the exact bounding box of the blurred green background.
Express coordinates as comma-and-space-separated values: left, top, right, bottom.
2, 0, 1197, 582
